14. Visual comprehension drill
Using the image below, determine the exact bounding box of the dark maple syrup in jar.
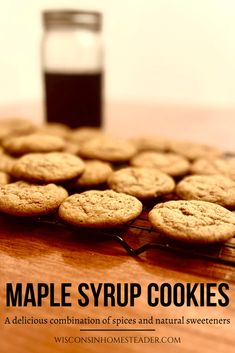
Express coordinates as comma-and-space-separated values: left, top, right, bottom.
44, 71, 102, 128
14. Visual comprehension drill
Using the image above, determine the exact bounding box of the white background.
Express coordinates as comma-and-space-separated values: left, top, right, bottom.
0, 0, 235, 107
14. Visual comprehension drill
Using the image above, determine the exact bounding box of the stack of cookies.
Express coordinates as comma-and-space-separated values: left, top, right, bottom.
0, 118, 235, 245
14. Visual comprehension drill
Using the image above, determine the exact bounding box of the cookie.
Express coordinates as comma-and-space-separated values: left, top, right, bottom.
70, 127, 105, 144
79, 136, 137, 162
191, 158, 235, 181
11, 152, 85, 183
0, 181, 68, 216
74, 160, 113, 187
0, 118, 36, 140
176, 175, 235, 208
148, 200, 235, 244
108, 167, 175, 200
59, 189, 143, 228
130, 152, 190, 177
2, 133, 66, 155
0, 171, 10, 185
130, 136, 170, 152
169, 141, 223, 161
36, 123, 71, 138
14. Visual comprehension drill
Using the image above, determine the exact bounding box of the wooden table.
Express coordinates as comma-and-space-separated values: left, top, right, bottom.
0, 103, 235, 353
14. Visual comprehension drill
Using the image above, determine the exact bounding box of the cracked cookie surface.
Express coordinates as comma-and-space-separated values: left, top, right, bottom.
176, 175, 235, 208
148, 200, 235, 243
74, 160, 113, 187
169, 141, 223, 161
0, 181, 68, 216
79, 136, 137, 162
2, 133, 65, 155
108, 167, 175, 200
191, 158, 235, 181
130, 152, 190, 177
11, 152, 85, 183
59, 189, 143, 228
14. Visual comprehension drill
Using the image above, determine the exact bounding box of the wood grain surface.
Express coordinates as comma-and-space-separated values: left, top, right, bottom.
0, 103, 235, 353
0, 214, 234, 353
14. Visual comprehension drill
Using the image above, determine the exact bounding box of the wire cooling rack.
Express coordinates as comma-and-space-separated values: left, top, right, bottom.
1, 197, 234, 267
117, 207, 235, 267
31, 201, 235, 268
2, 153, 235, 267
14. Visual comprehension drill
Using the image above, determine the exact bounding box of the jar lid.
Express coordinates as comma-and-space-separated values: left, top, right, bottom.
43, 10, 102, 31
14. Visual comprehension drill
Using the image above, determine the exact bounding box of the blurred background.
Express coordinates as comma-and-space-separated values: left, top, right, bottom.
0, 0, 234, 148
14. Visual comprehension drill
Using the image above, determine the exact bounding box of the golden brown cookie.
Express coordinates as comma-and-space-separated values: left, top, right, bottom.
0, 171, 10, 185
2, 133, 65, 155
79, 136, 137, 162
169, 141, 223, 161
0, 118, 36, 140
108, 167, 175, 200
70, 127, 105, 144
11, 152, 85, 183
130, 136, 170, 152
36, 123, 71, 138
191, 158, 235, 181
59, 190, 143, 228
176, 175, 235, 208
148, 200, 235, 244
130, 152, 190, 177
0, 181, 68, 216
74, 160, 113, 187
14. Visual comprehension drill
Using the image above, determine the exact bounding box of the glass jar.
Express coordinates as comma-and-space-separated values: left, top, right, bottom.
42, 10, 103, 128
